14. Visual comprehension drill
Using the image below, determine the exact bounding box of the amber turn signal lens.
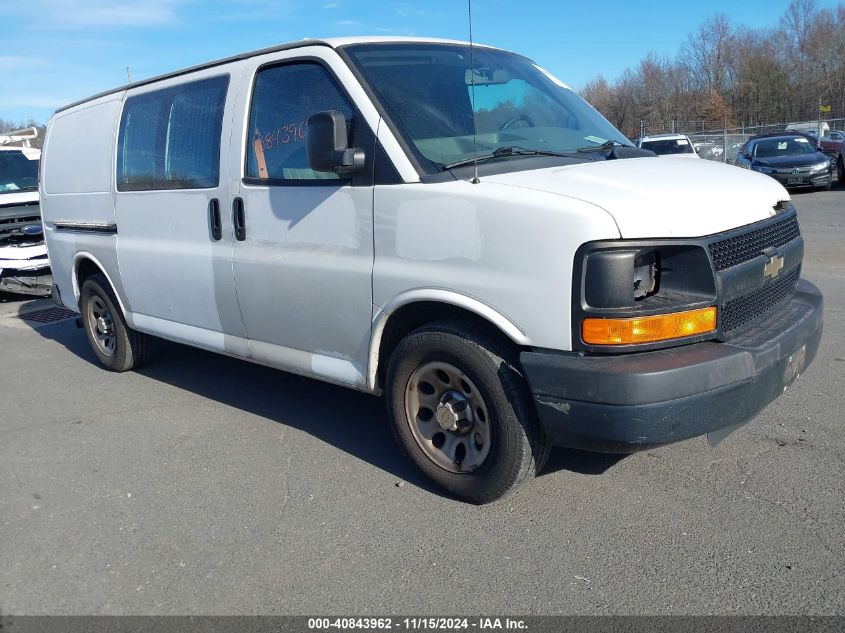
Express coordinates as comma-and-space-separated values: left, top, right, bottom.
582, 306, 717, 345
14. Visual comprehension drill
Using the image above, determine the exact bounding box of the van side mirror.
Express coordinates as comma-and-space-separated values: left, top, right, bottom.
307, 111, 365, 175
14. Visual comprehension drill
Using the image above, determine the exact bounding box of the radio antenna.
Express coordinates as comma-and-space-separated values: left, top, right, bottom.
467, 0, 480, 184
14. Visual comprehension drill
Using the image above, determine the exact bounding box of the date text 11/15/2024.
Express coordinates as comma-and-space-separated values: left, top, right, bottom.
306, 617, 528, 630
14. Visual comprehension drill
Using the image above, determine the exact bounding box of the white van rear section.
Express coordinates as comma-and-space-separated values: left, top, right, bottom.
41, 94, 127, 312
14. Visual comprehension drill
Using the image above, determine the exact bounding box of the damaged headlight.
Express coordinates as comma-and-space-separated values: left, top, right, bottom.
573, 241, 718, 351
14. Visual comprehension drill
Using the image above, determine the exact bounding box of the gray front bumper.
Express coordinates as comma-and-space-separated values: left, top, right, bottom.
521, 280, 823, 452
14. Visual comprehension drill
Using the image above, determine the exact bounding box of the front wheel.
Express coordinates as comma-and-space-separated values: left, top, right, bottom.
385, 320, 550, 504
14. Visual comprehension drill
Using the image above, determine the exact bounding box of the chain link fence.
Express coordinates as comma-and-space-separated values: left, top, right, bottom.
639, 118, 845, 164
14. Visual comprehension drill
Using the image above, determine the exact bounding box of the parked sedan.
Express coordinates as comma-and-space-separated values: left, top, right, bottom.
735, 134, 833, 191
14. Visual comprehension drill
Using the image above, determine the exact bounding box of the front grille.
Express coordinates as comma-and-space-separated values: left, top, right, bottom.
708, 215, 800, 271
0, 214, 41, 236
776, 166, 813, 174
721, 266, 800, 332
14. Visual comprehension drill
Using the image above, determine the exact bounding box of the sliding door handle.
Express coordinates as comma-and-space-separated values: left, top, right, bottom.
233, 197, 246, 241
208, 198, 222, 241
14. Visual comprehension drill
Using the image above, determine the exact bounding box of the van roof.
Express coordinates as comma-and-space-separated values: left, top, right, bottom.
55, 36, 495, 115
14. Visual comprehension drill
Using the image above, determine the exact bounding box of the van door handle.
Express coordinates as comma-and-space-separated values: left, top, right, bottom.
209, 198, 222, 241
233, 197, 246, 241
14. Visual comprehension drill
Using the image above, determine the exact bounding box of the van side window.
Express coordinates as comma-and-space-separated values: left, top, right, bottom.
117, 75, 229, 191
246, 62, 354, 182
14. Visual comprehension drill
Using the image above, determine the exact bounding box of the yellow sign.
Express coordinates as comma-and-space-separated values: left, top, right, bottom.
819, 105, 832, 112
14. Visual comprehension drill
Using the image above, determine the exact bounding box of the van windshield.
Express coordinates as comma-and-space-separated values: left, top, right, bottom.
0, 150, 39, 193
343, 43, 632, 173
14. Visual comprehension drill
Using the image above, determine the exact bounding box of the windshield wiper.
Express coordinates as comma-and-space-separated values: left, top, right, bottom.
443, 146, 570, 170
576, 140, 626, 153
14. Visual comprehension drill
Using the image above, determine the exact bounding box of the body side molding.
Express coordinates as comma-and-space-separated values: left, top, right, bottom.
54, 221, 118, 235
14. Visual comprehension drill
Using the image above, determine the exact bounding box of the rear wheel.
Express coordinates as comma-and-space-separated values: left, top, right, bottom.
385, 320, 550, 504
80, 274, 150, 372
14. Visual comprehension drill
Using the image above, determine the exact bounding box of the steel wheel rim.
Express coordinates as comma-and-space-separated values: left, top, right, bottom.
87, 295, 116, 357
404, 361, 492, 474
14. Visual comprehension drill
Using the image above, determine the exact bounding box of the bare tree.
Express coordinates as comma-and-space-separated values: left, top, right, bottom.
578, 1, 845, 136
681, 14, 734, 94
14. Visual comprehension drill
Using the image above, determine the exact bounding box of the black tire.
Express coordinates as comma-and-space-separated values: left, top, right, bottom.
385, 320, 551, 504
838, 156, 844, 185
79, 273, 150, 372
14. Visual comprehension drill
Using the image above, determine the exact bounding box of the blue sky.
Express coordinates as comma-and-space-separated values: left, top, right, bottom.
1, 0, 841, 123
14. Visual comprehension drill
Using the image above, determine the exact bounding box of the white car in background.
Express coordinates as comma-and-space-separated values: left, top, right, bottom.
0, 127, 51, 295
637, 133, 700, 158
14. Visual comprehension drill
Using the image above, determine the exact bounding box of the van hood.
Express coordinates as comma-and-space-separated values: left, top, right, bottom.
0, 189, 40, 208
483, 157, 788, 239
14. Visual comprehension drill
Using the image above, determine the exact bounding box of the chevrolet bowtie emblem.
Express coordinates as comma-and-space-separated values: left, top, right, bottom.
764, 254, 784, 279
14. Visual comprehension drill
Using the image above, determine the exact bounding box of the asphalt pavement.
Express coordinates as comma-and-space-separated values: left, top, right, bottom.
1, 184, 843, 615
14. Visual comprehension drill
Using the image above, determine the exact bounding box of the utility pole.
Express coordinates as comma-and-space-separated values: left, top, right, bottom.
723, 115, 728, 164
818, 97, 822, 136
126, 67, 132, 84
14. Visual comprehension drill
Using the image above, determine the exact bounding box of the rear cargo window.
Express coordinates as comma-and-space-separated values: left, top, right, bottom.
117, 75, 228, 191
246, 62, 354, 182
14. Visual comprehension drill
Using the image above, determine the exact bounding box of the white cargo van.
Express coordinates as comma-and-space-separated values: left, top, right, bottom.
41, 37, 823, 503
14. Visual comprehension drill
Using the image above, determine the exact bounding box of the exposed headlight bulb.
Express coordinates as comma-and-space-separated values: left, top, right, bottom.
633, 251, 658, 300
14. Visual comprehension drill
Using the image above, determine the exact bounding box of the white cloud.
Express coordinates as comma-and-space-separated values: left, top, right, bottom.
0, 56, 47, 70
200, 0, 295, 23
0, 92, 78, 110
375, 27, 414, 35
335, 19, 362, 28
30, 0, 181, 30
393, 2, 426, 18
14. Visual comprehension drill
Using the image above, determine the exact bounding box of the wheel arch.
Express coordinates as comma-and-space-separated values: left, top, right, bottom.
72, 252, 130, 319
368, 290, 529, 392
